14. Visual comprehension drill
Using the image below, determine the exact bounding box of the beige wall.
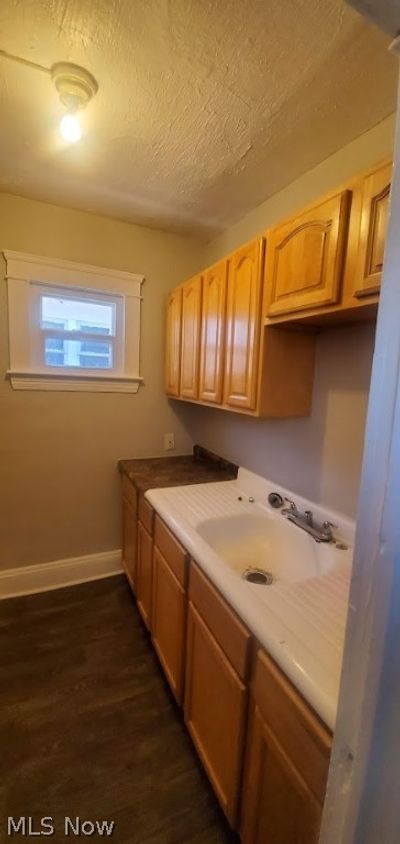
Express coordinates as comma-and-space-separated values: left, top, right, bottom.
0, 194, 203, 570
174, 115, 396, 520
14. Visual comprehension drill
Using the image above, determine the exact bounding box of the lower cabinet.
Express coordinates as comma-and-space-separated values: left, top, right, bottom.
136, 520, 153, 630
120, 489, 333, 840
185, 602, 248, 826
121, 497, 137, 591
240, 650, 332, 844
184, 562, 252, 826
152, 546, 187, 704
151, 515, 189, 703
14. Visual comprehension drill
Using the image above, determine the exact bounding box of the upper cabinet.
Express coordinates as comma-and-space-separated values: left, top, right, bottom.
180, 274, 203, 399
165, 239, 315, 418
199, 259, 228, 404
165, 159, 390, 416
265, 191, 351, 317
354, 162, 392, 298
165, 287, 182, 397
224, 239, 264, 411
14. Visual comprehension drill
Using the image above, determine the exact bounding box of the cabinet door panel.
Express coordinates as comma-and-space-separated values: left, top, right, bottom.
136, 521, 153, 631
199, 260, 228, 404
180, 275, 202, 399
354, 163, 391, 297
184, 602, 247, 826
241, 705, 321, 844
122, 498, 137, 592
223, 239, 264, 410
266, 190, 350, 316
152, 546, 186, 704
165, 287, 182, 397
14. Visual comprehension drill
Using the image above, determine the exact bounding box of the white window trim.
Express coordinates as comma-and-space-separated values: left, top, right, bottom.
3, 250, 145, 393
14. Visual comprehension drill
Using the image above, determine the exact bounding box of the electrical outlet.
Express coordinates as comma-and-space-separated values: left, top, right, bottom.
163, 432, 175, 451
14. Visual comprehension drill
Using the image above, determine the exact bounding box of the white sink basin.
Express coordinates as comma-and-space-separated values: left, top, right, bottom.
196, 512, 348, 584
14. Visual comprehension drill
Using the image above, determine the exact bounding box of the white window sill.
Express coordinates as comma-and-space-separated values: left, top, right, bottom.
7, 371, 143, 393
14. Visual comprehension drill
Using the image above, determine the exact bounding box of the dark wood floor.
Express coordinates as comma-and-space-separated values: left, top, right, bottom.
0, 576, 237, 843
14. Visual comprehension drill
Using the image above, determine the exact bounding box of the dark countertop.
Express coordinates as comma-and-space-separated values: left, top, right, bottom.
119, 445, 238, 493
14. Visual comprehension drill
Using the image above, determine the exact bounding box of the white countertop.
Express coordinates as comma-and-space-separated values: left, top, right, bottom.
146, 468, 353, 730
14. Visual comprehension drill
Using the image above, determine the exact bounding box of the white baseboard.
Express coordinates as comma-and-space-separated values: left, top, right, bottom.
0, 549, 123, 600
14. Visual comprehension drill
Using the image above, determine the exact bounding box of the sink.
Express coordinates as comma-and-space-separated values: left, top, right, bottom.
196, 512, 347, 584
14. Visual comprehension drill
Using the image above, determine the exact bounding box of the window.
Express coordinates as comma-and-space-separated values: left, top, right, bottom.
4, 251, 144, 392
40, 294, 115, 369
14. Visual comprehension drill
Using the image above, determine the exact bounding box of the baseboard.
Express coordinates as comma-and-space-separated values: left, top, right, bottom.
0, 549, 123, 600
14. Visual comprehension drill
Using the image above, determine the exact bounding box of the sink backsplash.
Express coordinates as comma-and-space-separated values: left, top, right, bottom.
236, 468, 355, 545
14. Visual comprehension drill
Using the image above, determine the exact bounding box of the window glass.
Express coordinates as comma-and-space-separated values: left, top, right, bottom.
44, 338, 113, 369
41, 296, 115, 336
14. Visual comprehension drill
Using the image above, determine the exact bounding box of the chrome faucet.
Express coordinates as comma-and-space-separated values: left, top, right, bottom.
282, 497, 298, 516
282, 499, 337, 543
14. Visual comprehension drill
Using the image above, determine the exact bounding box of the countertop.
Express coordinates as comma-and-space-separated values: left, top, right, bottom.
119, 445, 238, 493
146, 468, 353, 730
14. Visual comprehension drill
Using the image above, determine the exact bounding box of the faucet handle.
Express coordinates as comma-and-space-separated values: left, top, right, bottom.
323, 520, 337, 539
282, 497, 298, 515
304, 510, 314, 526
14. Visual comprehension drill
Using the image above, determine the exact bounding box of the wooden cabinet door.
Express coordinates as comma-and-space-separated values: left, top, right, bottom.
240, 705, 322, 844
122, 498, 137, 592
240, 649, 331, 844
184, 602, 247, 827
223, 239, 264, 410
199, 260, 228, 404
266, 190, 350, 316
180, 274, 202, 399
152, 546, 186, 704
136, 521, 153, 631
165, 286, 182, 397
354, 162, 392, 297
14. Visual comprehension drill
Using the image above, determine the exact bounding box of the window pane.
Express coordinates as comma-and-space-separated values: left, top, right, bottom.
80, 340, 111, 355
44, 338, 113, 370
42, 319, 67, 330
41, 296, 115, 335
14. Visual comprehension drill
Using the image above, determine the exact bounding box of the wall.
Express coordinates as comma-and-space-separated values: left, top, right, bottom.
0, 194, 203, 570
174, 115, 396, 519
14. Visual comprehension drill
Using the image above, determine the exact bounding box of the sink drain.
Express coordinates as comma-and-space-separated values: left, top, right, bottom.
242, 568, 274, 585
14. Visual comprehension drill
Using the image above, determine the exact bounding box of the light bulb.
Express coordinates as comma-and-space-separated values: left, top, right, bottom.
60, 112, 82, 143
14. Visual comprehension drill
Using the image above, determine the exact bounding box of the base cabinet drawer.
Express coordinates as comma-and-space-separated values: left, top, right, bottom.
121, 497, 137, 591
136, 521, 153, 630
154, 515, 188, 584
152, 546, 187, 704
184, 601, 247, 827
139, 494, 155, 536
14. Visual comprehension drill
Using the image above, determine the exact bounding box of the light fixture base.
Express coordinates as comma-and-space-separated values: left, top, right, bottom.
51, 62, 98, 111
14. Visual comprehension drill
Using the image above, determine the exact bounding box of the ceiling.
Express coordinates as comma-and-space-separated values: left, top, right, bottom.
0, 0, 397, 238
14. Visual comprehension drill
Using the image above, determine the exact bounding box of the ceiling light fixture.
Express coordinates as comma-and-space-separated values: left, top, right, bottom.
0, 50, 98, 144
51, 63, 98, 144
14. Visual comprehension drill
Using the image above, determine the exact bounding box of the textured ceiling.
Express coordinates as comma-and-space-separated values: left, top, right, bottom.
0, 0, 397, 237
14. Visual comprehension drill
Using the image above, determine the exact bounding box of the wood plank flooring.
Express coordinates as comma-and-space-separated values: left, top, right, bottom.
0, 576, 237, 843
